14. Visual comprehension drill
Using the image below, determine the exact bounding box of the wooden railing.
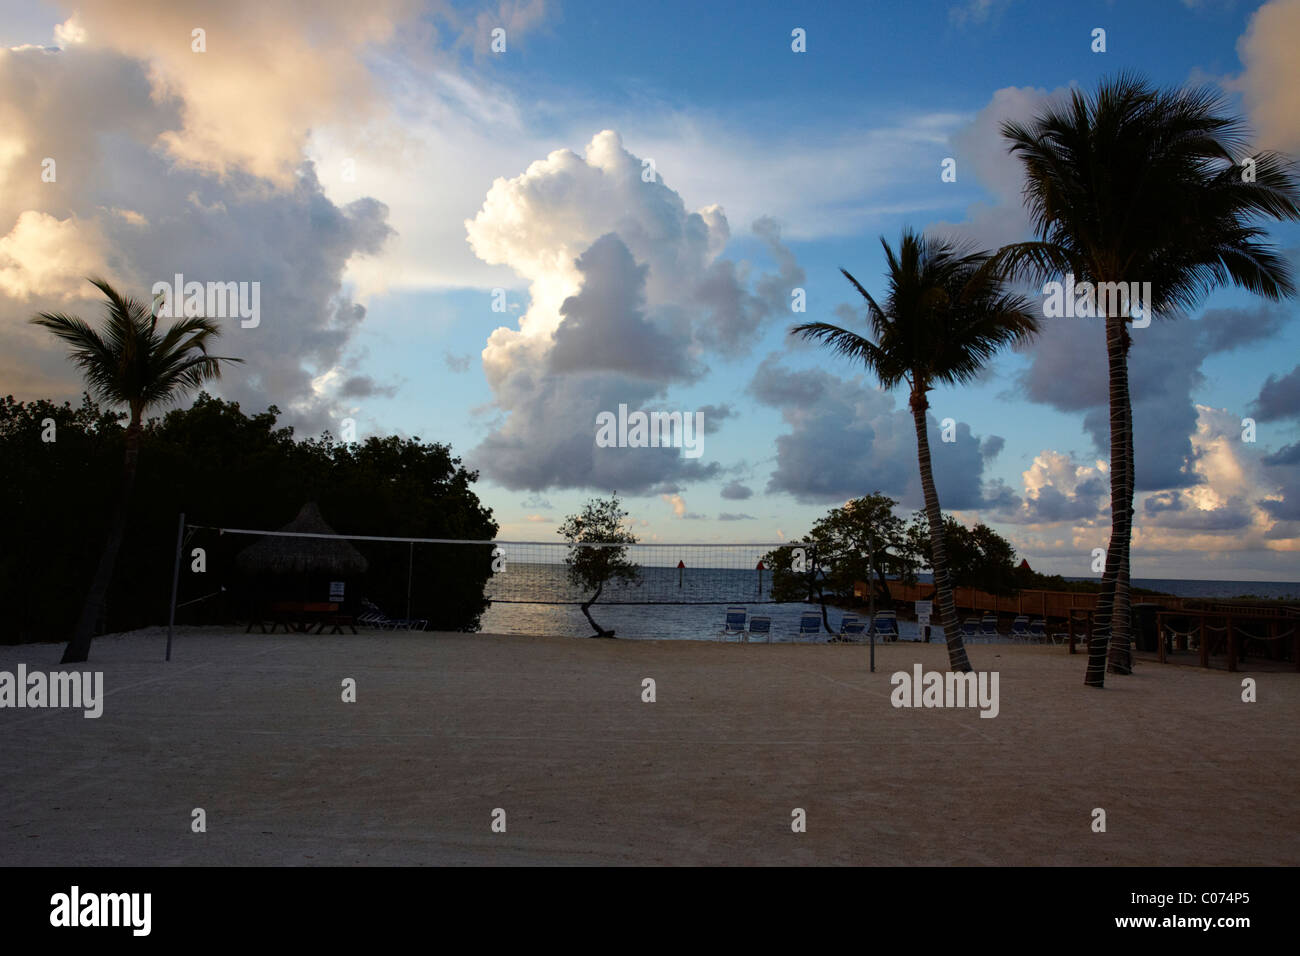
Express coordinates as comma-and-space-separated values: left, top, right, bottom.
855, 580, 1187, 619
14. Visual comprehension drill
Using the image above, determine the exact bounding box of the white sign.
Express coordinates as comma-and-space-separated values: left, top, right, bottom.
916, 600, 932, 628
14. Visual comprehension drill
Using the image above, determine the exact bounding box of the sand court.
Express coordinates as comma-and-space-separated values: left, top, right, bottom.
1, 627, 1296, 866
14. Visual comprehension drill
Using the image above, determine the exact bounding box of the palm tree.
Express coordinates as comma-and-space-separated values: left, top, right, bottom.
793, 230, 1038, 672
32, 277, 242, 663
993, 73, 1300, 686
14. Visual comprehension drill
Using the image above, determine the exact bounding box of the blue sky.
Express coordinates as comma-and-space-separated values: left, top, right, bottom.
3, 0, 1299, 579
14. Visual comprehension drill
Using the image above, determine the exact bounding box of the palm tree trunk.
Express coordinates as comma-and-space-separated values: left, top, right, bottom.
909, 388, 971, 672
62, 418, 142, 664
1109, 386, 1136, 675
1088, 315, 1133, 686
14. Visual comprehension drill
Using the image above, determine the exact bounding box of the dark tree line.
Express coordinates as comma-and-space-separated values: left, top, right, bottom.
0, 392, 497, 644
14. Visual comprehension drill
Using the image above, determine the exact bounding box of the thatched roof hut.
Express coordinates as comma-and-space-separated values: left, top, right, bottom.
236, 502, 369, 577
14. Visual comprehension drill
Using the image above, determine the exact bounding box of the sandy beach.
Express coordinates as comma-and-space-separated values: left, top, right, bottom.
2, 627, 1296, 866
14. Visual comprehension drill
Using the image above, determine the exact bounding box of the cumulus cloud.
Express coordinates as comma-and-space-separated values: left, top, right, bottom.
465, 129, 801, 492
0, 211, 112, 300
747, 354, 1005, 508
1001, 407, 1300, 564
37, 0, 422, 186
1006, 451, 1108, 525
1018, 305, 1287, 490
927, 84, 1068, 251
0, 25, 396, 435
548, 234, 696, 381
1233, 0, 1300, 157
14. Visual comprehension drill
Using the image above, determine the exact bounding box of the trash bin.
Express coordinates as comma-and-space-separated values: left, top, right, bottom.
1132, 603, 1160, 652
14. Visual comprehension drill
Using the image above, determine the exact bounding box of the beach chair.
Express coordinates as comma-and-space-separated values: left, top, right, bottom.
961, 617, 980, 643
358, 598, 427, 631
746, 615, 772, 644
980, 613, 1000, 642
721, 606, 747, 642
796, 611, 822, 644
837, 614, 864, 643
1009, 615, 1031, 643
873, 610, 900, 642
1029, 619, 1047, 644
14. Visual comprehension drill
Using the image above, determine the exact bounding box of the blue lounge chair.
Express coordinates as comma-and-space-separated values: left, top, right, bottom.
797, 611, 822, 643
980, 613, 1000, 642
961, 617, 980, 643
1029, 619, 1047, 643
721, 606, 747, 642
873, 610, 899, 642
837, 614, 864, 643
1010, 615, 1031, 643
746, 615, 771, 644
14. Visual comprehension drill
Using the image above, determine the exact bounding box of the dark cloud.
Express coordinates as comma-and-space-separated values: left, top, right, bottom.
1250, 364, 1300, 423
697, 403, 735, 434
467, 371, 721, 493
1019, 305, 1288, 491
718, 512, 756, 521
0, 46, 394, 438
1262, 441, 1300, 466
980, 435, 1005, 461
549, 234, 698, 382
747, 355, 999, 508
1143, 491, 1254, 531
720, 480, 753, 500
338, 374, 398, 399
1022, 485, 1104, 523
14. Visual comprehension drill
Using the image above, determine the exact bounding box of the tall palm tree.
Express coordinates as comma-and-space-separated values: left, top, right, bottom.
993, 73, 1300, 686
32, 277, 242, 663
793, 230, 1039, 672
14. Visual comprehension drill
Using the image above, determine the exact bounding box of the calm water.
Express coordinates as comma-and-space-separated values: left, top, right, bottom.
478, 564, 1299, 641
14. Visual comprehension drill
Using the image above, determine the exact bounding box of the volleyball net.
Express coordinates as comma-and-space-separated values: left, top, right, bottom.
173, 520, 821, 628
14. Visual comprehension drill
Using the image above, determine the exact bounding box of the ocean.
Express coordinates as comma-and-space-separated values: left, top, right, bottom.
477, 564, 1299, 642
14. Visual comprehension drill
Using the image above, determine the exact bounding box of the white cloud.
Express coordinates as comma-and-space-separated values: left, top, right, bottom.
464, 130, 801, 492
0, 211, 112, 300
1232, 0, 1300, 156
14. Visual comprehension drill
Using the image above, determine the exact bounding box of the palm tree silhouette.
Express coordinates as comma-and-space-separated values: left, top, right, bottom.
32, 277, 243, 663
993, 73, 1300, 685
793, 230, 1038, 672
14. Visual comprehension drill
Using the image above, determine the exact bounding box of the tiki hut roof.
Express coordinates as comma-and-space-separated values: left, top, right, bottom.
235, 502, 369, 576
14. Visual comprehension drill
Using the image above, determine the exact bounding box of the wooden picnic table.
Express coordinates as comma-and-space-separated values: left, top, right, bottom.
247, 601, 356, 634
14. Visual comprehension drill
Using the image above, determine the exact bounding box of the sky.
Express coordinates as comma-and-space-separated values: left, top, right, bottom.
2, 0, 1300, 581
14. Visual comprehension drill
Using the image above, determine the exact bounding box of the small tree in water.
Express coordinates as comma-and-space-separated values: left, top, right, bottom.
558, 494, 641, 638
